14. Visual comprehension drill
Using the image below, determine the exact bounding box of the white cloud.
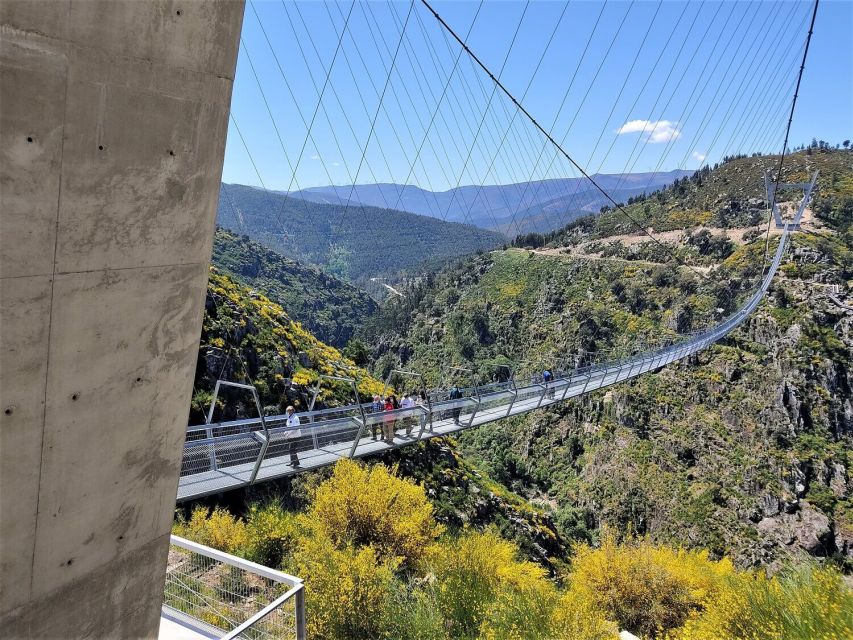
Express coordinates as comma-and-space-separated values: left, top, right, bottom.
616, 119, 681, 143
332, 161, 340, 167
310, 154, 320, 161
692, 151, 706, 163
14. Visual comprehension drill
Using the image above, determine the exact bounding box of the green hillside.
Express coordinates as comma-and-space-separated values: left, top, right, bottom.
217, 183, 504, 284
212, 228, 376, 347
191, 267, 384, 424
357, 149, 853, 569
548, 148, 853, 246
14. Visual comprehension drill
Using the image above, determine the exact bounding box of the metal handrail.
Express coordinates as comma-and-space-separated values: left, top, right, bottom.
164, 535, 306, 640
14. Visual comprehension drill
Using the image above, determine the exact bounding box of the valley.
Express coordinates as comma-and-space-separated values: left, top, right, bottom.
216, 183, 504, 285
185, 148, 852, 639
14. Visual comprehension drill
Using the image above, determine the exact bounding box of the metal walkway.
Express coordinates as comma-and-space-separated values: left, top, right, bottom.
177, 202, 805, 502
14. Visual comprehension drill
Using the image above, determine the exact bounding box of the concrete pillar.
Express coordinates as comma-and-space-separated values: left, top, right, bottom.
0, 1, 244, 636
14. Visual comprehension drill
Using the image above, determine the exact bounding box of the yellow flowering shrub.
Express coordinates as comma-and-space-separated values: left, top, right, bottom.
426, 528, 555, 638
244, 502, 299, 569
290, 369, 314, 386
671, 567, 853, 640
173, 463, 853, 640
567, 534, 734, 637
480, 574, 559, 640
549, 592, 620, 640
307, 460, 444, 567
294, 532, 399, 640
173, 506, 247, 555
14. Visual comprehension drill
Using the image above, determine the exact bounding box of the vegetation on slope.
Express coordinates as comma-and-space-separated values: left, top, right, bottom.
191, 268, 383, 424
217, 183, 504, 284
548, 148, 852, 243
212, 228, 376, 347
356, 149, 853, 569
175, 459, 852, 640
360, 244, 757, 387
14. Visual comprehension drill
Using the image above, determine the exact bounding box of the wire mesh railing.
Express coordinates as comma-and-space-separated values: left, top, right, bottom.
162, 536, 305, 640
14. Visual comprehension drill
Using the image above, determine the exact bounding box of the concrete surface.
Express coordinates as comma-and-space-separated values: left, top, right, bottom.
158, 615, 216, 640
0, 1, 244, 637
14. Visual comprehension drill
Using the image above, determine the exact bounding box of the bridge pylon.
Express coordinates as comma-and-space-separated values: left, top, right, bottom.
764, 170, 819, 231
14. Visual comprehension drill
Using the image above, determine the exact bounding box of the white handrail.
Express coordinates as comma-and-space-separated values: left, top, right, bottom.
164, 535, 306, 640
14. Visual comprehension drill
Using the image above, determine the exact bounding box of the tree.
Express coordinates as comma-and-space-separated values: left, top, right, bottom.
342, 338, 369, 367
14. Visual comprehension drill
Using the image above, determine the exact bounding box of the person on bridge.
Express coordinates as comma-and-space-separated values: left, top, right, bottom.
383, 395, 397, 443
416, 392, 428, 434
285, 406, 301, 467
371, 394, 383, 440
543, 369, 555, 399
401, 393, 415, 436
449, 385, 463, 424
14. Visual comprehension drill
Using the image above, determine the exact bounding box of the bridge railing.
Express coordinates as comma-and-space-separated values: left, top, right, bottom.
162, 535, 305, 640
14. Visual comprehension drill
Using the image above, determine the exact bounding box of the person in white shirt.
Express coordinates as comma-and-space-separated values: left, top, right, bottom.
285, 405, 301, 467
401, 394, 415, 435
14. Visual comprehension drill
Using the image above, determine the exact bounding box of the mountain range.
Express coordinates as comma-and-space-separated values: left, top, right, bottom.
285, 170, 694, 234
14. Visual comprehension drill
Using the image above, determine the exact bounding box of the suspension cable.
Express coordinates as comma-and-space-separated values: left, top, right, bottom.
761, 0, 820, 277
419, 0, 708, 280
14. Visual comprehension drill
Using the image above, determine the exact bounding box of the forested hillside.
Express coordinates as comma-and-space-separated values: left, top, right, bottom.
190, 267, 384, 425
216, 183, 503, 283
548, 149, 852, 243
358, 148, 853, 569
212, 228, 376, 347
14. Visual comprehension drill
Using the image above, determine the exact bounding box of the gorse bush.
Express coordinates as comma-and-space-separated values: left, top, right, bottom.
175, 460, 852, 640
567, 534, 735, 637
671, 567, 853, 640
307, 458, 444, 568
243, 502, 298, 568
293, 532, 399, 639
173, 507, 247, 555
549, 593, 619, 640
426, 528, 557, 638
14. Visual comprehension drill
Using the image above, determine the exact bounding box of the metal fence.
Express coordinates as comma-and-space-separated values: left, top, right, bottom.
162, 535, 305, 640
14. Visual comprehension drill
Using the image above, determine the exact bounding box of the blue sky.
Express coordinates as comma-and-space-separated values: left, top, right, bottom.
223, 0, 852, 193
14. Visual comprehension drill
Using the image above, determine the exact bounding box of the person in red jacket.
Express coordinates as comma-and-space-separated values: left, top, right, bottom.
383, 395, 397, 443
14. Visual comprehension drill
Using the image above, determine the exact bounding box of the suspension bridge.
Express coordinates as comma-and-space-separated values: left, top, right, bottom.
2, 0, 832, 637
179, 169, 816, 502
179, 0, 823, 503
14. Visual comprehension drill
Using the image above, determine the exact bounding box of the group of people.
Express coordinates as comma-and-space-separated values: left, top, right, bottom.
282, 369, 562, 467
371, 392, 427, 442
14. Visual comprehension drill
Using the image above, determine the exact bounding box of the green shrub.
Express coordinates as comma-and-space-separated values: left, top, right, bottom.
244, 502, 299, 568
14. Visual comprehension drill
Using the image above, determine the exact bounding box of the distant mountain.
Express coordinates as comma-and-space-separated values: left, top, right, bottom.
217, 184, 504, 284
286, 170, 693, 234
212, 229, 377, 347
